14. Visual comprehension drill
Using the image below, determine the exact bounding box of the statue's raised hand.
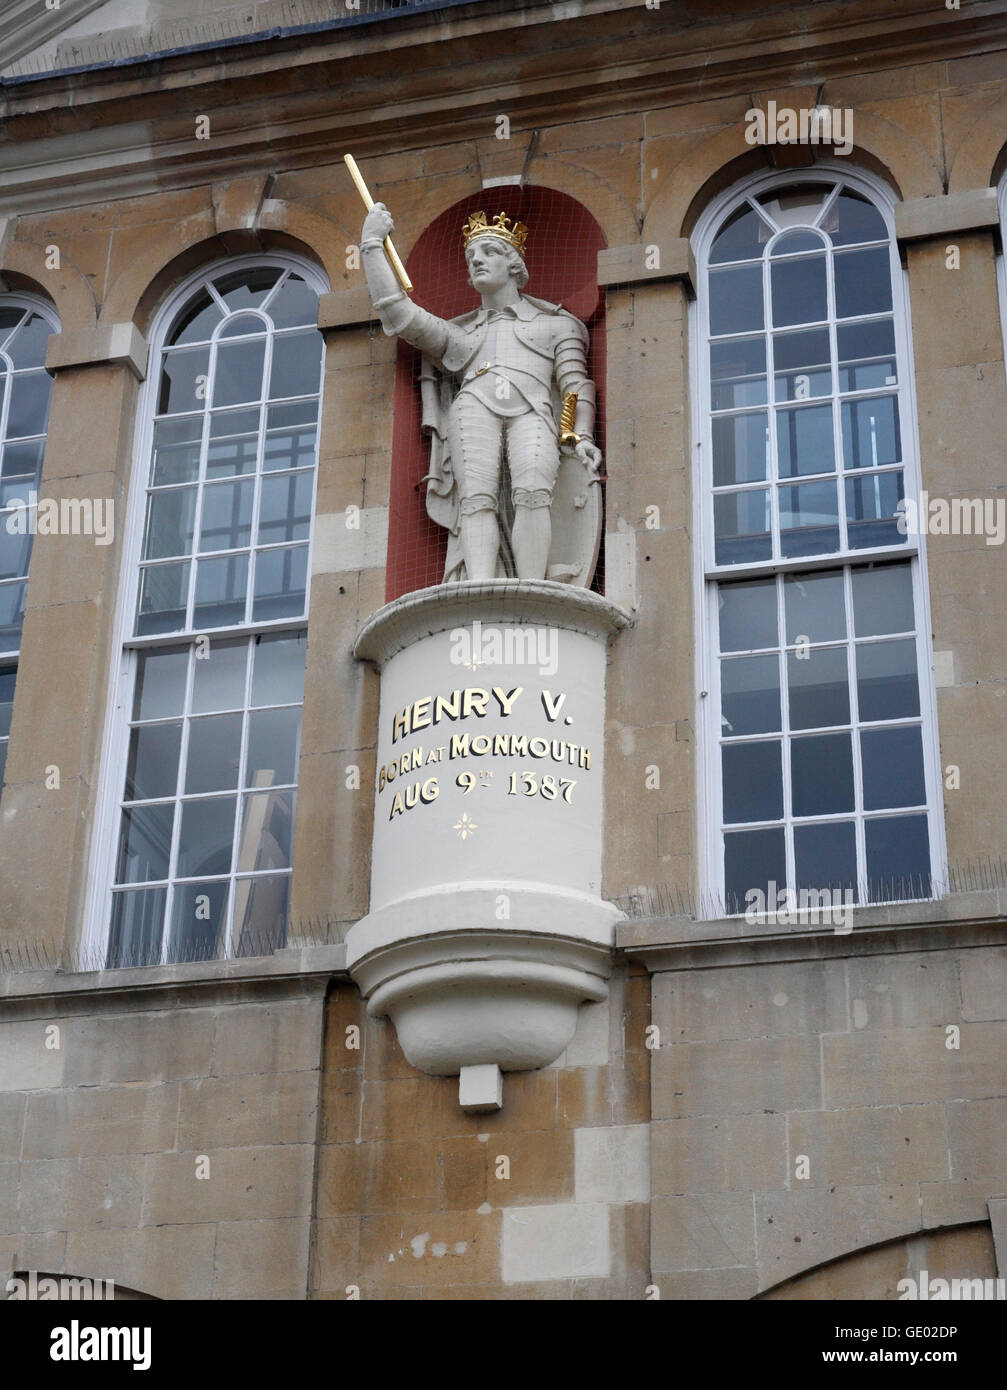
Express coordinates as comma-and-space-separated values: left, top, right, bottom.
362, 202, 395, 245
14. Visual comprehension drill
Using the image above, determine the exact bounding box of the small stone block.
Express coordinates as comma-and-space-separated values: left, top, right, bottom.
459, 1064, 503, 1112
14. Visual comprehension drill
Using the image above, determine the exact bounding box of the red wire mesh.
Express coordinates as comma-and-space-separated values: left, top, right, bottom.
384, 185, 607, 600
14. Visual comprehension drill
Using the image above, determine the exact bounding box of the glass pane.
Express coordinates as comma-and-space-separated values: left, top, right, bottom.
710, 205, 769, 264
168, 880, 229, 963
125, 722, 182, 801
245, 706, 300, 787
832, 190, 887, 247
710, 339, 766, 410
191, 639, 248, 713
206, 430, 258, 479
1, 439, 46, 507
841, 395, 900, 469
185, 713, 242, 793
856, 638, 920, 721
214, 267, 282, 313
168, 289, 222, 346
713, 490, 771, 565
107, 887, 166, 968
0, 581, 26, 652
852, 562, 914, 637
779, 479, 839, 557
218, 312, 266, 340
267, 400, 318, 431
835, 247, 892, 317
258, 472, 313, 545
177, 795, 237, 878
861, 726, 926, 810
7, 371, 52, 439
193, 553, 248, 629
721, 654, 780, 736
722, 740, 783, 823
0, 666, 16, 739
8, 314, 51, 369
151, 417, 202, 487
143, 488, 197, 560
719, 578, 778, 653
0, 739, 6, 786
263, 425, 318, 473
724, 827, 786, 915
794, 821, 857, 894
0, 523, 32, 581
269, 330, 322, 401
236, 789, 295, 872
866, 813, 931, 901
136, 560, 190, 635
773, 328, 831, 401
787, 646, 850, 730
838, 320, 897, 392
158, 347, 210, 415
771, 255, 827, 326
845, 471, 905, 550
251, 632, 306, 706
234, 875, 290, 955
198, 478, 254, 553
791, 732, 854, 816
711, 413, 768, 486
776, 404, 835, 477
252, 545, 307, 621
268, 273, 318, 329
709, 265, 763, 335
770, 231, 824, 256
212, 339, 266, 408
134, 646, 188, 721
116, 803, 174, 883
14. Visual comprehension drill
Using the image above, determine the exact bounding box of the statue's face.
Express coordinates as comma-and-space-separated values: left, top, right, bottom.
466, 237, 514, 293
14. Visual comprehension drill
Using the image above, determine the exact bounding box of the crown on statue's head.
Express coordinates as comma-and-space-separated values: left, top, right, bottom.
461, 210, 529, 257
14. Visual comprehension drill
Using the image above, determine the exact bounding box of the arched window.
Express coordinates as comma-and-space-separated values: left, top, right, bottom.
92, 258, 326, 967
692, 171, 943, 916
0, 295, 59, 786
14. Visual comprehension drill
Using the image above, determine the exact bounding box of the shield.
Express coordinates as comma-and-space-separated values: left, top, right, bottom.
545, 447, 603, 588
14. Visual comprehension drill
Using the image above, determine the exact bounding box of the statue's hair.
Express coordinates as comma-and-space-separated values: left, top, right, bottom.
465, 236, 529, 289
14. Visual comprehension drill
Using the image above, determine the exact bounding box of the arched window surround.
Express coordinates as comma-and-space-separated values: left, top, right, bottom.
83, 252, 328, 967
688, 163, 946, 916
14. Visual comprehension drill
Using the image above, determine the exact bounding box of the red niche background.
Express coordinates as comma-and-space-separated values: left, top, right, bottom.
385, 185, 607, 600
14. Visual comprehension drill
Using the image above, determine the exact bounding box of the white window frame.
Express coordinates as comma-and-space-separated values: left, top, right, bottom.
689, 163, 946, 916
998, 174, 1007, 391
82, 252, 328, 965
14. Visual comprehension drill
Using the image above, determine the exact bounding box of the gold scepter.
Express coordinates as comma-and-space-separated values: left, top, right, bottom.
343, 153, 413, 294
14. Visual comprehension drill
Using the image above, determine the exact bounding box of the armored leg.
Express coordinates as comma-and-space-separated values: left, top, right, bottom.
448, 395, 506, 580
506, 412, 561, 581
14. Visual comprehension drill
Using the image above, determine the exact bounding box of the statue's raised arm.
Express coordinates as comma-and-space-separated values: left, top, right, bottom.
360, 201, 603, 586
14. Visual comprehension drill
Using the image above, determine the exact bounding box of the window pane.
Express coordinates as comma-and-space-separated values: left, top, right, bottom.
234, 875, 290, 955
143, 488, 197, 560
710, 265, 763, 335
212, 339, 265, 408
711, 339, 766, 410
237, 789, 295, 872
832, 191, 887, 247
151, 417, 202, 487
721, 654, 780, 735
158, 348, 209, 415
794, 821, 857, 895
219, 312, 266, 340
787, 646, 850, 730
723, 740, 782, 822
1, 439, 46, 507
206, 427, 258, 479
107, 887, 167, 968
861, 726, 926, 810
852, 562, 914, 636
841, 395, 901, 469
719, 579, 778, 652
784, 569, 846, 644
136, 560, 190, 635
185, 713, 242, 793
838, 320, 897, 392
724, 827, 786, 915
269, 330, 321, 400
710, 205, 768, 265
0, 581, 26, 651
245, 706, 300, 787
134, 646, 188, 721
776, 404, 835, 477
845, 472, 905, 550
177, 796, 237, 878
258, 472, 313, 545
771, 254, 827, 326
252, 545, 307, 621
263, 425, 318, 473
835, 247, 892, 317
168, 881, 228, 962
251, 632, 306, 706
116, 803, 174, 883
198, 478, 254, 553
0, 666, 16, 738
125, 722, 182, 801
791, 732, 854, 816
193, 553, 248, 629
168, 289, 222, 346
779, 479, 839, 557
214, 267, 282, 313
773, 328, 831, 400
866, 814, 931, 901
856, 638, 920, 721
268, 273, 318, 329
8, 314, 51, 369
714, 490, 771, 565
7, 372, 52, 439
712, 413, 768, 486
191, 639, 248, 713
0, 522, 32, 581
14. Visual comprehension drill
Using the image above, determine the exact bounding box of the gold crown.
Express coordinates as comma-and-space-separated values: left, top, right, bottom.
461, 210, 529, 257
